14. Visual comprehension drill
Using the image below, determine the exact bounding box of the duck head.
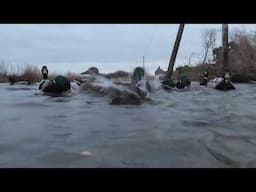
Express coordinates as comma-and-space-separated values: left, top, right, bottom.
81, 67, 99, 75
41, 65, 48, 80
132, 67, 145, 84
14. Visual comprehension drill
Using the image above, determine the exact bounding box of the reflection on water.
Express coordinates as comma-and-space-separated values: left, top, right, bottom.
0, 82, 256, 167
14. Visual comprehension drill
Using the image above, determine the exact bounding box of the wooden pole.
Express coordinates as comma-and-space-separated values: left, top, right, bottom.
222, 24, 229, 73
143, 56, 145, 69
167, 24, 185, 79
215, 24, 235, 90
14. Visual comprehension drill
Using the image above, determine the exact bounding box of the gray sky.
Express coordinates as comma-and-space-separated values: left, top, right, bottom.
0, 24, 255, 74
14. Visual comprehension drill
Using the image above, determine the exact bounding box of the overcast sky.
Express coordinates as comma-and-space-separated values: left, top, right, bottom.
0, 24, 255, 75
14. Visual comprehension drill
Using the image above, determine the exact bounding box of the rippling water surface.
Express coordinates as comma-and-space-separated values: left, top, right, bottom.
1, 82, 256, 168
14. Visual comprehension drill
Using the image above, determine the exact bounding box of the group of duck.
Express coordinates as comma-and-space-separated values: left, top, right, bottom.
11, 65, 234, 105
38, 65, 157, 105
199, 71, 235, 90
37, 65, 198, 105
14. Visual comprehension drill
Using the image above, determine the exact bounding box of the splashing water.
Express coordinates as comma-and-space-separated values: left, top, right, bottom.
1, 83, 256, 167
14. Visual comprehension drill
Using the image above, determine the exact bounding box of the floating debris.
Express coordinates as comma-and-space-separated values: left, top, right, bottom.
80, 151, 92, 157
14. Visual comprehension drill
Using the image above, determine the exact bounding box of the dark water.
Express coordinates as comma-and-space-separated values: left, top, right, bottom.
1, 82, 256, 168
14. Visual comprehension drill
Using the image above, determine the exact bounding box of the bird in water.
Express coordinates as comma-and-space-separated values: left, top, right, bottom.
38, 65, 71, 97
200, 71, 208, 86
79, 66, 151, 105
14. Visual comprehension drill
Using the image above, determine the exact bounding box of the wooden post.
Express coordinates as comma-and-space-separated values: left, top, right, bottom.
222, 24, 229, 73
215, 24, 235, 90
167, 24, 185, 79
143, 56, 145, 70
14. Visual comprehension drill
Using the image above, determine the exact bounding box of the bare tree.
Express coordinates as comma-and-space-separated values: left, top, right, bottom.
230, 29, 256, 75
188, 52, 200, 65
0, 61, 7, 76
201, 28, 217, 65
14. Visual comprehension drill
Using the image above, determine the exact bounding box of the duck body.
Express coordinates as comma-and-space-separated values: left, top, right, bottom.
215, 80, 236, 90
39, 75, 71, 96
79, 67, 151, 105
79, 76, 142, 105
208, 77, 223, 88
208, 76, 235, 91
200, 71, 209, 86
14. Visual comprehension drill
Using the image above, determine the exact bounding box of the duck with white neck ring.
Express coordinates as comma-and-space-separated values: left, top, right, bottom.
38, 65, 71, 97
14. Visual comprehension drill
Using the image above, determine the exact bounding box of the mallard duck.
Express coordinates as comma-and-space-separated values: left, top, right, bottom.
39, 75, 71, 96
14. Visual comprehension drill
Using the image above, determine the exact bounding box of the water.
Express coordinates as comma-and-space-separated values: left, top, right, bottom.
1, 82, 256, 168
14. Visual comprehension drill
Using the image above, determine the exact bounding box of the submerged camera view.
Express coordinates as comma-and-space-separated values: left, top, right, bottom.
0, 24, 256, 167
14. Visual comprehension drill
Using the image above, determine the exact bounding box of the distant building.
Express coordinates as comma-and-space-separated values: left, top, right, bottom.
155, 66, 165, 76
154, 66, 167, 80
